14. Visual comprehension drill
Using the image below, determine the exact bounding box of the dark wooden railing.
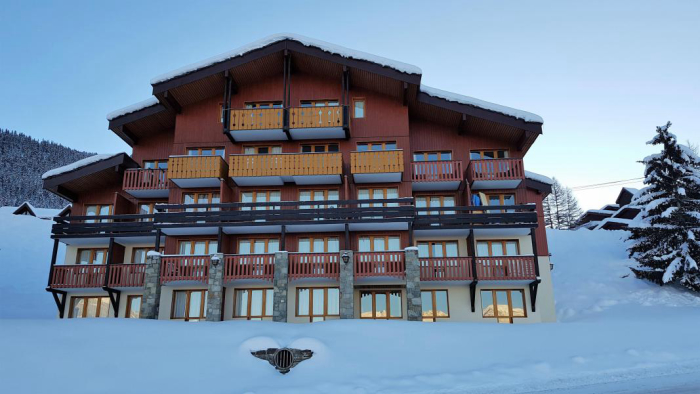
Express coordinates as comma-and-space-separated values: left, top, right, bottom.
50, 265, 106, 288
413, 204, 538, 229
160, 255, 209, 284
106, 264, 145, 287
289, 253, 340, 281
51, 213, 156, 238
419, 257, 473, 281
354, 252, 405, 278
224, 254, 274, 281
475, 256, 537, 280
411, 161, 463, 183
467, 158, 524, 183
122, 169, 167, 190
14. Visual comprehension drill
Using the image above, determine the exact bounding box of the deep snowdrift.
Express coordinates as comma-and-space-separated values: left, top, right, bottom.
1, 210, 699, 393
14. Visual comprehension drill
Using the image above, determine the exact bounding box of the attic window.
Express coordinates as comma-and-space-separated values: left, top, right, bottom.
353, 99, 365, 118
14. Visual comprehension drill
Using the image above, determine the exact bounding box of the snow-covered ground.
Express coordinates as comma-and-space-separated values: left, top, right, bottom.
1, 208, 699, 393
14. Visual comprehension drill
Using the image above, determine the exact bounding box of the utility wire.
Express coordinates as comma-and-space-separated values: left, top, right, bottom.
571, 177, 644, 191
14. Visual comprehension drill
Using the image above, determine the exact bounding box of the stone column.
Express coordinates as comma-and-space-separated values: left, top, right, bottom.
339, 250, 354, 319
205, 253, 224, 322
404, 247, 423, 321
272, 251, 289, 322
140, 253, 162, 319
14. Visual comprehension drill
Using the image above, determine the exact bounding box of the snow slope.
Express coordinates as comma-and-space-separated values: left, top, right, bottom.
1, 210, 699, 393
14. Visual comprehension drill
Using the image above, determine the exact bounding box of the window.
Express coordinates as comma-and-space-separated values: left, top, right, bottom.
358, 235, 401, 252
360, 290, 402, 319
476, 240, 520, 257
301, 143, 339, 153
245, 101, 283, 109
413, 151, 452, 162
299, 189, 339, 210
234, 288, 273, 320
481, 289, 526, 323
132, 247, 164, 264
415, 195, 455, 215
357, 142, 397, 151
297, 287, 340, 322
125, 295, 142, 318
138, 202, 165, 221
353, 98, 365, 118
171, 290, 207, 321
84, 204, 112, 223
187, 147, 225, 157
422, 290, 449, 322
470, 150, 509, 160
300, 100, 339, 107
178, 240, 218, 255
298, 237, 339, 253
143, 160, 168, 169
238, 238, 279, 254
76, 248, 108, 264
183, 192, 220, 212
485, 193, 516, 213
358, 187, 399, 208
69, 296, 111, 318
241, 190, 280, 211
417, 241, 458, 258
243, 145, 282, 154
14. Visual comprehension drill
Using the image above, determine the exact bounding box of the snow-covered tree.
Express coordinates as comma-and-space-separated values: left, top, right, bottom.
627, 122, 700, 292
543, 178, 582, 229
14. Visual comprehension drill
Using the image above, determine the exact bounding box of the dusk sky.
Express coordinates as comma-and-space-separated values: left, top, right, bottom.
1, 0, 698, 210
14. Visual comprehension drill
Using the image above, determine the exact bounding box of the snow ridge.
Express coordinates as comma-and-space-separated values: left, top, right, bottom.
42, 153, 122, 180
106, 97, 159, 121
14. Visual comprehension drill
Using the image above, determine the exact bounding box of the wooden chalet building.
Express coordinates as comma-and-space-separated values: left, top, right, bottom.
42, 34, 556, 323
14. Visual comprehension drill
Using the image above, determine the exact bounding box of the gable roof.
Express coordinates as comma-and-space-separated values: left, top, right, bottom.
12, 202, 37, 216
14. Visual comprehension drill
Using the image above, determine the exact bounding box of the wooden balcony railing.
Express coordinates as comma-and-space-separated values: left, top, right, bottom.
475, 256, 537, 280
289, 253, 340, 281
223, 254, 274, 281
289, 106, 346, 129
354, 251, 405, 278
229, 153, 342, 177
167, 156, 228, 180
51, 213, 156, 238
419, 257, 473, 281
467, 158, 524, 183
350, 150, 404, 174
411, 160, 463, 183
160, 255, 209, 284
50, 265, 106, 288
106, 264, 146, 287
122, 169, 168, 190
229, 108, 284, 131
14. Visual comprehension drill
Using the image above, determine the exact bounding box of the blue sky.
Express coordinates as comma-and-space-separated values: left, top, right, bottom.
1, 0, 698, 209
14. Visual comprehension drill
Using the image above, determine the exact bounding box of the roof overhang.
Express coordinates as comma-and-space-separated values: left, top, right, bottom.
12, 202, 36, 216
107, 103, 173, 147
43, 153, 139, 202
525, 178, 552, 195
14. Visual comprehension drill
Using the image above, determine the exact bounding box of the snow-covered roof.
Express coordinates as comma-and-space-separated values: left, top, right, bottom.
593, 217, 632, 230
601, 204, 620, 210
151, 33, 422, 85
12, 202, 37, 216
584, 209, 616, 216
106, 97, 160, 121
524, 170, 554, 185
420, 85, 543, 124
42, 153, 122, 180
621, 187, 639, 194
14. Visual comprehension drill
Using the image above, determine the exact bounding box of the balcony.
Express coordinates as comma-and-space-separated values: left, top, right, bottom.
228, 108, 285, 141
288, 106, 348, 139
51, 214, 157, 244
167, 155, 228, 188
354, 251, 405, 279
160, 255, 209, 284
467, 158, 524, 190
106, 264, 145, 287
411, 160, 463, 191
122, 169, 168, 198
224, 254, 274, 282
350, 150, 404, 183
49, 265, 106, 288
229, 153, 342, 186
475, 256, 537, 281
289, 253, 340, 281
419, 257, 473, 281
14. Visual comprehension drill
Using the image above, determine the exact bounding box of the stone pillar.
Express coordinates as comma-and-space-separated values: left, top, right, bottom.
339, 250, 354, 319
140, 253, 162, 319
272, 251, 289, 322
206, 253, 224, 322
404, 247, 423, 321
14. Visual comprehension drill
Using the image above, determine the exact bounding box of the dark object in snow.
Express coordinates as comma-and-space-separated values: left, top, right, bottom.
251, 348, 313, 374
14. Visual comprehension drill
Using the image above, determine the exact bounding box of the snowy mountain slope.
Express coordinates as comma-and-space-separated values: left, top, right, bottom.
0, 209, 699, 393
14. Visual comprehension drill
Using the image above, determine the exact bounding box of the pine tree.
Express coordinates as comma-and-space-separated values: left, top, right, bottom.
542, 178, 582, 229
562, 187, 583, 229
627, 122, 700, 292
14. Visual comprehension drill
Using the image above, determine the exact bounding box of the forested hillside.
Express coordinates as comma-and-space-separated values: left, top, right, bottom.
0, 129, 94, 208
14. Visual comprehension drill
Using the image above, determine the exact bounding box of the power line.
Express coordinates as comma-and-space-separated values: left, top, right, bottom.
571, 177, 644, 191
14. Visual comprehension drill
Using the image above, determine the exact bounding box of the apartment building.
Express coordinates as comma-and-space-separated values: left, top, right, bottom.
43, 34, 555, 324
